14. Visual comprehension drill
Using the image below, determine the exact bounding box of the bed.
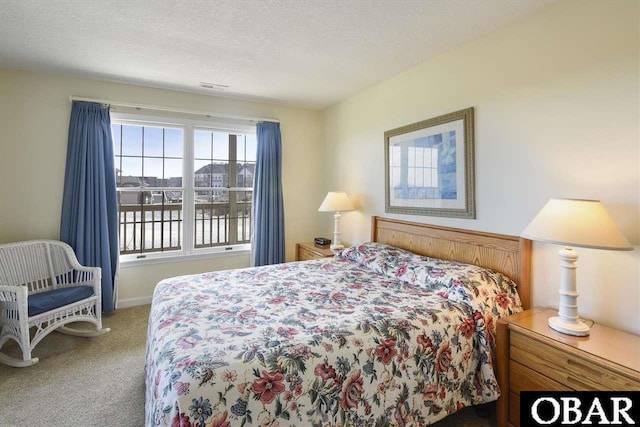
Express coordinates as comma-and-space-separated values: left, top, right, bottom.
145, 217, 531, 426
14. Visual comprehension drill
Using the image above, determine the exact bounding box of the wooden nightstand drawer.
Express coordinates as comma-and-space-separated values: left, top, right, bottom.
295, 242, 335, 261
511, 332, 635, 390
298, 246, 322, 261
509, 360, 569, 393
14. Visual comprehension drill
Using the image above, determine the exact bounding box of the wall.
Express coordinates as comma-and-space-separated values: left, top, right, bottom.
0, 69, 324, 303
321, 0, 640, 334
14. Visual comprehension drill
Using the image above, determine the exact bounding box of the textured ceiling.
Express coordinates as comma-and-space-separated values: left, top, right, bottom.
0, 0, 555, 109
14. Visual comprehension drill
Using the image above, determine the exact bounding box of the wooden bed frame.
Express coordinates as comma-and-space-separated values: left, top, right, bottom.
371, 216, 532, 309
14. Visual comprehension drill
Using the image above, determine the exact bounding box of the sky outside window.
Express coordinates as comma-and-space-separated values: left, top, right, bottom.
113, 124, 184, 181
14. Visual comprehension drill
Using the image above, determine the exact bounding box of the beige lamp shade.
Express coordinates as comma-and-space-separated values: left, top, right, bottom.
318, 192, 354, 212
522, 198, 631, 337
522, 198, 632, 251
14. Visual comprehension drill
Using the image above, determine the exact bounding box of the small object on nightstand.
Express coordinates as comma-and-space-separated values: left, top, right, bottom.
314, 237, 331, 246
496, 307, 640, 427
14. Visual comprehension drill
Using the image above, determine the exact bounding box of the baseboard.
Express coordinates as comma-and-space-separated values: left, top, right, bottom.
117, 296, 152, 308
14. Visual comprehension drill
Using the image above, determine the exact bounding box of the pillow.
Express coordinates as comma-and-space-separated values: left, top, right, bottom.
339, 242, 522, 317
338, 242, 471, 286
338, 242, 422, 277
412, 260, 523, 318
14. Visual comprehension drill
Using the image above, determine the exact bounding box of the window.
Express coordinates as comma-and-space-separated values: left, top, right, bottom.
111, 114, 256, 261
193, 130, 256, 248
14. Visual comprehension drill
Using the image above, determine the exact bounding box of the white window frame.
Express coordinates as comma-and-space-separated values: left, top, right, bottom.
111, 112, 255, 266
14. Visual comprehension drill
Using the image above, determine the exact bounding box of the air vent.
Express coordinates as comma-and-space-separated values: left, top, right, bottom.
200, 82, 229, 91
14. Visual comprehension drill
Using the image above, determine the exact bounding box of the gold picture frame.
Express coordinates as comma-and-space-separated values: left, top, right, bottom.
384, 107, 475, 218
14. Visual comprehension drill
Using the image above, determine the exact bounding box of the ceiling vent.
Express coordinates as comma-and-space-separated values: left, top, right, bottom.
200, 82, 229, 91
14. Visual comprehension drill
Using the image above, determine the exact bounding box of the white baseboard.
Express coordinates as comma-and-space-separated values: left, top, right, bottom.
117, 296, 152, 309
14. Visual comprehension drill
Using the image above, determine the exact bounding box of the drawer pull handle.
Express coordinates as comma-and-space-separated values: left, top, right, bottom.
567, 359, 602, 377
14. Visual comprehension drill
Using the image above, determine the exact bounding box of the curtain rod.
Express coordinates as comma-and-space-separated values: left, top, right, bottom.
68, 95, 280, 123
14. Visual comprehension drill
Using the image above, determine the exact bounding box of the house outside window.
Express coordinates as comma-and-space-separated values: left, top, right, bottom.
111, 113, 256, 263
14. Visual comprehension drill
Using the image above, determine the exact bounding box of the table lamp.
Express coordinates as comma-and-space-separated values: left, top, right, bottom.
318, 191, 354, 251
522, 198, 632, 336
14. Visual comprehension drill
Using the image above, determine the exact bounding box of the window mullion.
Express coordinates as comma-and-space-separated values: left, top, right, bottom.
228, 134, 238, 245
183, 123, 195, 255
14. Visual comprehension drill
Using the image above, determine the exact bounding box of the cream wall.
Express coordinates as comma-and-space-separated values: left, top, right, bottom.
321, 0, 640, 334
0, 69, 324, 303
0, 0, 638, 332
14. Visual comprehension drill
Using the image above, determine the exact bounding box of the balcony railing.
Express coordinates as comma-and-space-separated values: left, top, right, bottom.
118, 202, 252, 254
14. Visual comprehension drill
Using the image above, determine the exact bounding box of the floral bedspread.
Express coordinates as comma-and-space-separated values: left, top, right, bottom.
145, 243, 522, 426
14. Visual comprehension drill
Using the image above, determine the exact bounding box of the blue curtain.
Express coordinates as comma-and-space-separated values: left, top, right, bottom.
60, 102, 118, 312
253, 122, 285, 266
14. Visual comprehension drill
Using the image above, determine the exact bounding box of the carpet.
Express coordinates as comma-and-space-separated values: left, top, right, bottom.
0, 305, 493, 426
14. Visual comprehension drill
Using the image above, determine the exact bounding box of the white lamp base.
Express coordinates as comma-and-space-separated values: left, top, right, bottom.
548, 316, 590, 336
550, 246, 591, 337
331, 211, 344, 252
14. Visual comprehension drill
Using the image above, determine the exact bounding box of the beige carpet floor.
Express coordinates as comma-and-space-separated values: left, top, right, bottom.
0, 305, 494, 426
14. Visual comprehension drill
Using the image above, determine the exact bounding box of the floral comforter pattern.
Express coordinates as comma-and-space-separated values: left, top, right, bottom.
146, 244, 522, 427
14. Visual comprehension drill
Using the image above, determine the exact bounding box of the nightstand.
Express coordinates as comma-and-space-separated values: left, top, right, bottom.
295, 242, 335, 261
496, 307, 640, 427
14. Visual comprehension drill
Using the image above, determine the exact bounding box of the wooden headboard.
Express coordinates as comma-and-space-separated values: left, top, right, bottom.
371, 216, 532, 309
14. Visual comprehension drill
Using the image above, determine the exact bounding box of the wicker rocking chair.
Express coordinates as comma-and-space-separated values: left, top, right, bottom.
0, 240, 110, 367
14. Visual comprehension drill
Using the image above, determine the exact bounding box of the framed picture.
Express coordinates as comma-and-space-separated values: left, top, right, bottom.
384, 107, 475, 218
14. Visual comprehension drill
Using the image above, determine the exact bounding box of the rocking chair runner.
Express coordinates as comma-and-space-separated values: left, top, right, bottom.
0, 240, 110, 367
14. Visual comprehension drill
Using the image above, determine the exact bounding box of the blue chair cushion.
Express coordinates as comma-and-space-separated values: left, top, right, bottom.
28, 286, 95, 317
